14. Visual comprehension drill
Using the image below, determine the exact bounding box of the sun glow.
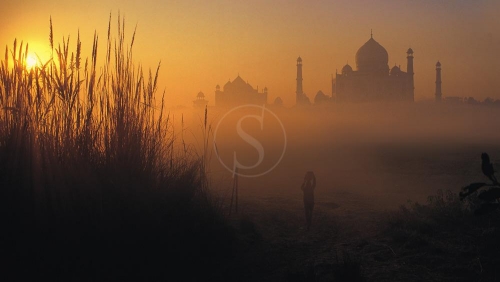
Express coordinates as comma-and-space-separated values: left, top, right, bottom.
26, 54, 37, 70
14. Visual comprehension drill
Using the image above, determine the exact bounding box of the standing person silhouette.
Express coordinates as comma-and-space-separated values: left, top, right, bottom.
301, 171, 316, 231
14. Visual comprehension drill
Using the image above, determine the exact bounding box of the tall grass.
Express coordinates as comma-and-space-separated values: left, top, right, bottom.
0, 15, 233, 280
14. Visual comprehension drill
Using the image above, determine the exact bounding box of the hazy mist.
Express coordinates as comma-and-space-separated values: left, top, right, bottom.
176, 103, 500, 209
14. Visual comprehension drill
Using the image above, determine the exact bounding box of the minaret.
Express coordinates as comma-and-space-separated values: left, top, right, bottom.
331, 74, 335, 100
296, 56, 303, 104
406, 48, 414, 101
435, 61, 442, 102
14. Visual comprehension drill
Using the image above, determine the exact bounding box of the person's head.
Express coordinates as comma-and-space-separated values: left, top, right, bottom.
482, 153, 490, 163
304, 171, 314, 182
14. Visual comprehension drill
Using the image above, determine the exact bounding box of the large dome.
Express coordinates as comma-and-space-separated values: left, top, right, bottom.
355, 37, 389, 73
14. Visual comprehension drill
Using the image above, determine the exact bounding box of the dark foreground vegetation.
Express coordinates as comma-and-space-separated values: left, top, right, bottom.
379, 189, 500, 281
372, 156, 500, 281
225, 189, 500, 282
0, 16, 237, 280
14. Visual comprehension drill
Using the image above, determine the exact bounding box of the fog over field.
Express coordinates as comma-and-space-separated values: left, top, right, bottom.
176, 102, 500, 210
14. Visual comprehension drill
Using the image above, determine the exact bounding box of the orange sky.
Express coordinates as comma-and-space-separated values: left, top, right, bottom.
2, 0, 499, 107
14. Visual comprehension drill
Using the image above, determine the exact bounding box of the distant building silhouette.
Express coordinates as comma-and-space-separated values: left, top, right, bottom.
435, 61, 442, 102
444, 96, 463, 103
331, 74, 336, 102
273, 97, 284, 107
314, 91, 329, 104
215, 75, 268, 107
333, 33, 415, 102
296, 57, 310, 105
193, 91, 209, 108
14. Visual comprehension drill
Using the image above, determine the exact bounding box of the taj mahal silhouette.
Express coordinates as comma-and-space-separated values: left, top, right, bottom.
200, 33, 445, 108
329, 33, 415, 103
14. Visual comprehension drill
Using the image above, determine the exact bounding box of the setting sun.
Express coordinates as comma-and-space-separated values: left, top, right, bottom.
26, 54, 37, 69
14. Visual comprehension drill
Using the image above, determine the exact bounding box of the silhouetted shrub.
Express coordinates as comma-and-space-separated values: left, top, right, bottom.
460, 153, 500, 215
386, 186, 500, 281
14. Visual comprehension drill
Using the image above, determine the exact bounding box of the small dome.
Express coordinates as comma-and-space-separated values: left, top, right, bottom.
274, 97, 283, 106
342, 64, 353, 74
407, 48, 414, 54
197, 91, 205, 98
436, 61, 441, 67
216, 84, 220, 90
314, 91, 328, 104
355, 37, 389, 73
264, 86, 268, 92
390, 65, 401, 76
297, 56, 302, 62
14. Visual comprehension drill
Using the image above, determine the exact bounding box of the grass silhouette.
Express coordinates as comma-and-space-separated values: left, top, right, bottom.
0, 14, 235, 281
